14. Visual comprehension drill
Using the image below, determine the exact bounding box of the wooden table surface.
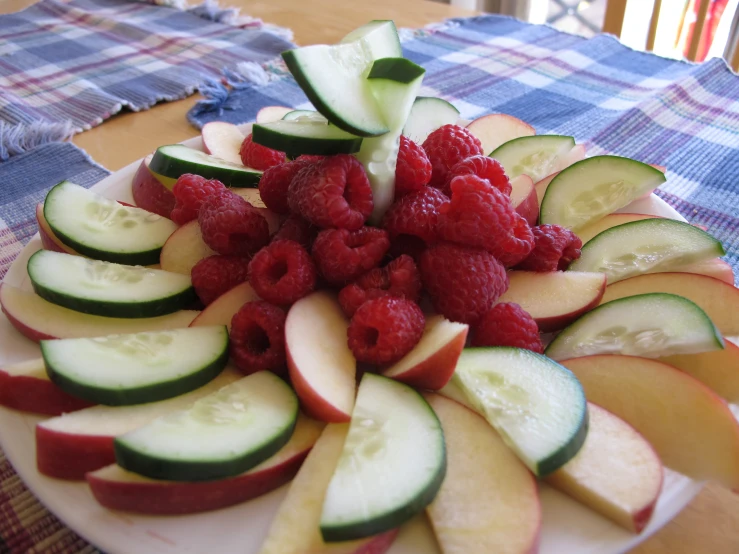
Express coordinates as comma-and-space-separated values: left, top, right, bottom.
2, 0, 739, 552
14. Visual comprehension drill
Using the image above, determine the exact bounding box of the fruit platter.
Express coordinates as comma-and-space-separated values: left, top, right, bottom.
2, 19, 739, 554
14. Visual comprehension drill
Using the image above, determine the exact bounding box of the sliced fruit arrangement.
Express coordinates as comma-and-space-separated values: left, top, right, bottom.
490, 134, 575, 183
660, 341, 739, 404
575, 212, 658, 244
131, 154, 176, 219
159, 219, 215, 275
252, 119, 364, 157
150, 144, 263, 188
201, 121, 246, 165
465, 113, 535, 156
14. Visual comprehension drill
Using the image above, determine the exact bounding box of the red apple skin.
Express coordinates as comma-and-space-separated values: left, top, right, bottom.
131, 157, 176, 219
87, 450, 310, 515
0, 285, 56, 342
514, 185, 539, 226
534, 278, 607, 333
353, 530, 400, 554
287, 350, 352, 423
36, 425, 115, 480
36, 204, 78, 255
0, 370, 93, 416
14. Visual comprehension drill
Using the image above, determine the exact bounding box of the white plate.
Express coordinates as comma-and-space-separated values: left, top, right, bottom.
0, 129, 704, 554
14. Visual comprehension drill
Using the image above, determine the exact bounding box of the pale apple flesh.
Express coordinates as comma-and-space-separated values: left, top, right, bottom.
497, 271, 607, 332
258, 424, 398, 554
0, 358, 94, 415
601, 272, 739, 336
159, 220, 216, 275
286, 292, 356, 423
670, 258, 734, 285
382, 315, 468, 390
465, 113, 536, 156
131, 154, 176, 219
561, 355, 739, 490
86, 415, 324, 515
201, 121, 246, 165
550, 143, 586, 174
424, 393, 541, 554
534, 171, 557, 205
256, 105, 294, 124
189, 282, 260, 329
660, 341, 739, 404
575, 213, 659, 245
546, 402, 663, 533
510, 175, 539, 226
36, 204, 79, 255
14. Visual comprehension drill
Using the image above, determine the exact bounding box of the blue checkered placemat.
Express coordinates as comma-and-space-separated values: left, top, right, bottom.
188, 15, 739, 274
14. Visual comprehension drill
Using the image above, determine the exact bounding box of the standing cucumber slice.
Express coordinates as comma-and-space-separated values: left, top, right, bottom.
545, 293, 725, 361
540, 156, 666, 230
149, 145, 262, 188
402, 96, 460, 145
282, 21, 401, 136
451, 347, 588, 476
252, 120, 363, 157
28, 250, 196, 318
44, 181, 177, 266
490, 135, 575, 182
114, 372, 298, 481
41, 326, 229, 406
568, 218, 725, 283
319, 373, 446, 542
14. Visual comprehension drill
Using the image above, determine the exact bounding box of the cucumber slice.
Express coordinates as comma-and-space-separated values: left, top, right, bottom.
568, 218, 725, 283
320, 373, 446, 542
149, 145, 262, 189
27, 250, 195, 318
451, 347, 588, 476
252, 120, 363, 157
357, 58, 426, 223
41, 326, 229, 406
490, 135, 575, 182
540, 156, 667, 230
114, 372, 298, 481
281, 109, 327, 123
282, 21, 401, 136
545, 293, 725, 361
44, 181, 177, 266
402, 96, 460, 145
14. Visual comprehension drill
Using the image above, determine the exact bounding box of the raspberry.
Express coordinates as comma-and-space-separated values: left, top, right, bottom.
339, 255, 422, 318
240, 133, 286, 170
312, 227, 390, 285
446, 155, 511, 196
437, 175, 534, 267
229, 301, 287, 375
422, 124, 483, 194
395, 136, 432, 198
248, 240, 317, 305
382, 186, 449, 245
347, 297, 425, 365
288, 155, 373, 230
420, 242, 509, 325
271, 214, 318, 249
190, 255, 251, 305
258, 158, 315, 215
472, 303, 544, 354
170, 174, 228, 225
198, 192, 269, 256
516, 224, 583, 272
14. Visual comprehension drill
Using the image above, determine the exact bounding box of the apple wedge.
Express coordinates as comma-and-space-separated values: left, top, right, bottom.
601, 272, 739, 336
258, 424, 398, 554
550, 143, 586, 173
256, 105, 294, 124
465, 113, 535, 156
425, 393, 540, 554
546, 403, 663, 533
190, 282, 260, 329
561, 355, 739, 490
87, 414, 324, 514
672, 258, 734, 285
497, 271, 607, 332
231, 187, 267, 209
159, 220, 215, 275
575, 213, 659, 244
286, 291, 356, 423
0, 358, 93, 415
660, 341, 739, 404
534, 172, 557, 205
201, 121, 245, 165
36, 204, 79, 255
0, 284, 198, 342
131, 154, 176, 219
382, 315, 468, 390
36, 369, 242, 480
510, 175, 538, 226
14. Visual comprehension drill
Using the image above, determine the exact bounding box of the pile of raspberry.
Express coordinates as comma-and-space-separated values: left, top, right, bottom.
171, 125, 583, 376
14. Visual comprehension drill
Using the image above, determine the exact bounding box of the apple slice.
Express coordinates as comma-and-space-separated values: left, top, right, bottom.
87, 414, 324, 514
36, 204, 79, 255
561, 355, 739, 489
465, 113, 535, 156
601, 272, 739, 336
546, 402, 663, 533
671, 258, 735, 285
231, 187, 267, 209
259, 424, 398, 554
201, 121, 245, 165
424, 393, 540, 554
190, 282, 260, 329
159, 220, 215, 275
36, 369, 242, 480
660, 341, 739, 404
550, 143, 586, 173
131, 154, 176, 219
534, 171, 558, 205
510, 175, 538, 226
256, 105, 294, 124
497, 271, 607, 332
382, 315, 468, 390
0, 284, 198, 342
575, 213, 659, 244
0, 358, 93, 415
286, 291, 356, 423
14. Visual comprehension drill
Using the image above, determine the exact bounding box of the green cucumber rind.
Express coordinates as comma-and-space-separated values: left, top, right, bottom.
149, 145, 262, 188
367, 58, 425, 84
252, 122, 363, 157
41, 329, 230, 406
